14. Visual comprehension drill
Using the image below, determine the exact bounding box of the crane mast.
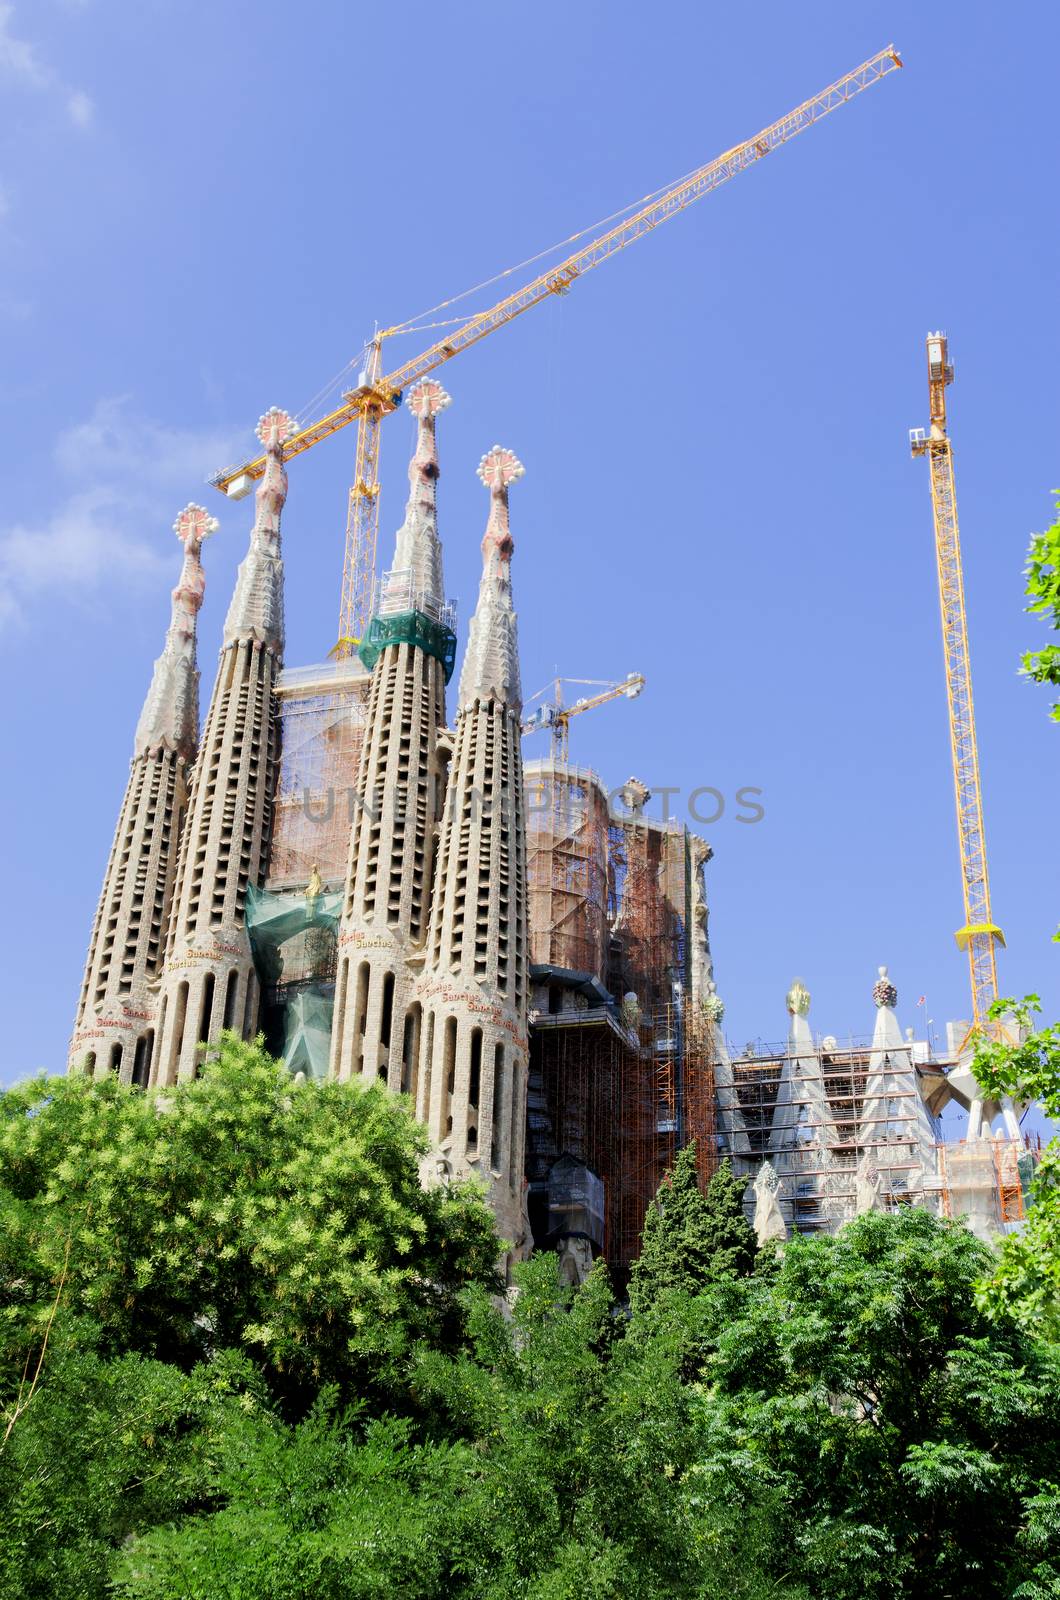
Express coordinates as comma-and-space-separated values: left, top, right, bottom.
209, 46, 902, 654
910, 333, 1005, 1032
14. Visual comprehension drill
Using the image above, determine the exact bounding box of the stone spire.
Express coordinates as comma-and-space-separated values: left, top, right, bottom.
152, 407, 294, 1085
416, 446, 531, 1265
458, 445, 525, 711
330, 380, 455, 1089
133, 503, 216, 760
68, 506, 214, 1082
859, 966, 939, 1208
222, 407, 293, 651
384, 379, 450, 618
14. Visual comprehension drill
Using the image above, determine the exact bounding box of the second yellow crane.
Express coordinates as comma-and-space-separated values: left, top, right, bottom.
910, 333, 1005, 1035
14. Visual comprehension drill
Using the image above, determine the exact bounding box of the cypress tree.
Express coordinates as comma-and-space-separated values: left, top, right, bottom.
629, 1145, 755, 1313
700, 1156, 756, 1280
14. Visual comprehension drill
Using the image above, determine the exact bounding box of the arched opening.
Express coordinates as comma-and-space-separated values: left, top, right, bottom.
222, 968, 240, 1031
353, 962, 369, 1075
197, 972, 216, 1047
421, 1010, 435, 1126
169, 981, 189, 1081
443, 1016, 457, 1136
332, 956, 350, 1072
132, 1034, 149, 1088
491, 1042, 506, 1171
379, 970, 395, 1080
108, 1042, 122, 1075
401, 1002, 422, 1098
242, 971, 259, 1039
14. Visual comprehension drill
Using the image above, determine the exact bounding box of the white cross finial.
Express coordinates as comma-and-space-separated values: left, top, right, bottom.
173, 503, 218, 547
407, 378, 451, 420
477, 445, 524, 492
256, 407, 296, 450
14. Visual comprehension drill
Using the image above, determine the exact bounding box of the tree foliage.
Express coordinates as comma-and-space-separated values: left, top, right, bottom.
688, 1208, 1060, 1599
0, 1035, 499, 1409
628, 1146, 755, 1315
973, 996, 1060, 1338
1022, 495, 1060, 721
3, 1044, 1060, 1599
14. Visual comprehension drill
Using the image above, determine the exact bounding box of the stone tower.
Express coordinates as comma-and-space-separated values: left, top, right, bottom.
417, 445, 530, 1252
152, 407, 294, 1085
329, 379, 456, 1087
68, 503, 215, 1083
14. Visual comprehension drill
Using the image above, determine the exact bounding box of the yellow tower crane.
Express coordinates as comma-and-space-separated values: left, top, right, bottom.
210, 46, 902, 655
910, 333, 1005, 1034
522, 673, 646, 763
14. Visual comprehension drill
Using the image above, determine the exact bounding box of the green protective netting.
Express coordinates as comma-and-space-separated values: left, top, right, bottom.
244, 882, 342, 985
358, 609, 457, 683
281, 983, 334, 1080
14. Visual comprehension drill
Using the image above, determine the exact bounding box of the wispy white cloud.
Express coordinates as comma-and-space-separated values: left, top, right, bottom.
0, 3, 94, 131
0, 2, 49, 88
0, 398, 245, 633
66, 88, 93, 129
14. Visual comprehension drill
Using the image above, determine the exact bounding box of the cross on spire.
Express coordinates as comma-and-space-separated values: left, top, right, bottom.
477, 445, 524, 493
477, 445, 523, 560
173, 503, 218, 549
256, 407, 296, 451
407, 378, 451, 421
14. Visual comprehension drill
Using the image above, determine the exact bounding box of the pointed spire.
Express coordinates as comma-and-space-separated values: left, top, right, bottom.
223, 406, 295, 651
457, 445, 525, 711
384, 379, 450, 619
133, 502, 216, 759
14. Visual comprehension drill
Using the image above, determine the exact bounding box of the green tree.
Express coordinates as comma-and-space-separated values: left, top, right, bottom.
629, 1146, 754, 1315
0, 1332, 267, 1600
0, 1034, 499, 1411
700, 1156, 757, 1279
408, 1252, 804, 1600
973, 996, 1060, 1338
691, 1207, 1060, 1600
1022, 495, 1060, 721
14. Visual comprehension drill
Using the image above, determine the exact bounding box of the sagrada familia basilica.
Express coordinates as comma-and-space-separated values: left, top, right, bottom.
67, 383, 1032, 1279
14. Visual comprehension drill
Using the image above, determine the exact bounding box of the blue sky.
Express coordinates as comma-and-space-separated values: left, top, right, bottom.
0, 0, 1057, 1093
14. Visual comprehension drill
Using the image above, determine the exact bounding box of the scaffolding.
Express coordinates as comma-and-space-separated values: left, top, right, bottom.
267, 660, 369, 889
525, 761, 610, 977
724, 1036, 1034, 1237
524, 778, 715, 1281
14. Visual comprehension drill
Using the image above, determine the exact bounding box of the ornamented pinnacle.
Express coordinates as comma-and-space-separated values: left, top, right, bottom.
872, 965, 898, 1009
171, 503, 217, 621
385, 383, 451, 618
477, 445, 524, 559
457, 445, 525, 712
407, 378, 451, 422
257, 406, 297, 452
134, 503, 215, 759
222, 407, 293, 650
407, 379, 450, 479
786, 978, 811, 1018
